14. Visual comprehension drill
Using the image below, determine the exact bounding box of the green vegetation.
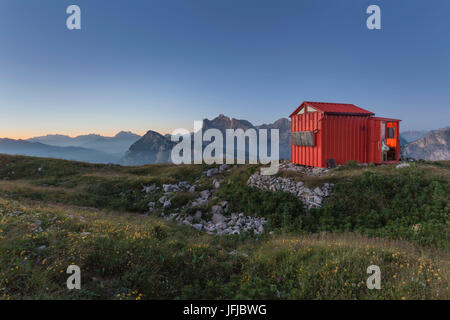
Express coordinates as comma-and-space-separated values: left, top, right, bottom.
0, 154, 448, 299
0, 199, 447, 300
219, 163, 449, 248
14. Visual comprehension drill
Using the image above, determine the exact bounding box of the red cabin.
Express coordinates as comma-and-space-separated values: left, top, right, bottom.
290, 101, 401, 168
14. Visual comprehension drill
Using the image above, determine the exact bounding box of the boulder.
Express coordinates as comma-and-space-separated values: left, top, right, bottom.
194, 210, 202, 220
206, 168, 219, 177
142, 184, 156, 193
163, 200, 171, 209
212, 213, 227, 224
211, 205, 223, 215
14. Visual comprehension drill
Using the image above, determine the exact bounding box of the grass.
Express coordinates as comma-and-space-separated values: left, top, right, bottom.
0, 154, 213, 213
0, 154, 448, 299
0, 198, 447, 300
218, 163, 449, 248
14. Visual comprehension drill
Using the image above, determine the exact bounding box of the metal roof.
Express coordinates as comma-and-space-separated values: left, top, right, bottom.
290, 101, 375, 117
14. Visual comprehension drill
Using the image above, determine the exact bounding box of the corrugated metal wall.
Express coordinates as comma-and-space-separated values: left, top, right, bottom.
367, 119, 381, 164
291, 112, 400, 167
291, 112, 323, 167
321, 115, 370, 166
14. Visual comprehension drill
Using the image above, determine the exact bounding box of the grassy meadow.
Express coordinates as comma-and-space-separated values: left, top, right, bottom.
0, 154, 448, 299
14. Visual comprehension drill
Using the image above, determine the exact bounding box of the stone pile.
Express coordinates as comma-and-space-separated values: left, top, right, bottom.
279, 161, 329, 176
163, 209, 267, 236
204, 164, 230, 177
247, 173, 334, 209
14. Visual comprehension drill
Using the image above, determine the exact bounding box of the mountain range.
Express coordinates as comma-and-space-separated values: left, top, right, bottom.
121, 115, 291, 165
0, 138, 117, 163
400, 130, 431, 143
28, 131, 141, 155
0, 131, 141, 164
1, 117, 448, 165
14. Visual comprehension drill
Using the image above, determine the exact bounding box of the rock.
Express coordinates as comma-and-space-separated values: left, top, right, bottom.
192, 224, 203, 231
80, 232, 91, 236
200, 190, 210, 199
313, 196, 322, 205
37, 245, 46, 250
213, 179, 221, 189
219, 164, 229, 172
178, 181, 189, 189
188, 186, 196, 193
158, 196, 167, 204
206, 168, 219, 177
313, 187, 324, 197
194, 210, 202, 220
211, 205, 223, 215
163, 200, 171, 209
212, 213, 227, 224
142, 184, 156, 193
196, 199, 208, 207
163, 184, 180, 193
257, 225, 264, 233
148, 202, 155, 211
247, 171, 333, 210
396, 163, 411, 169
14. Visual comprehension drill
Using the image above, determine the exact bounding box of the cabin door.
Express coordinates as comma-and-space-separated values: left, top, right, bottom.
368, 120, 381, 164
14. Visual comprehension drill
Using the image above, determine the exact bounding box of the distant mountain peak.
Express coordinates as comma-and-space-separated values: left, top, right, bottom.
114, 131, 140, 139
402, 127, 450, 160
121, 115, 293, 165
216, 114, 230, 121
26, 131, 142, 156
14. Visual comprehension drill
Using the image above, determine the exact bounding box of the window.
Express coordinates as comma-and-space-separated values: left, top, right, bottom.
387, 127, 395, 139
291, 131, 316, 146
306, 105, 318, 112
297, 107, 305, 115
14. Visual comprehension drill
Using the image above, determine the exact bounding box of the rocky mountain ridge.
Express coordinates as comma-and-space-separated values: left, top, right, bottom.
402, 127, 450, 161
121, 115, 291, 165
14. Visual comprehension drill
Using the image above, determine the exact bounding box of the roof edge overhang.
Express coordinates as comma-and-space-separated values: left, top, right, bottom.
289, 101, 375, 117
370, 117, 402, 122
289, 102, 309, 117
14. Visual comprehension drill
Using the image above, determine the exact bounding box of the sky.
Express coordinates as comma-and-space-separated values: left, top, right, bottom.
0, 0, 449, 139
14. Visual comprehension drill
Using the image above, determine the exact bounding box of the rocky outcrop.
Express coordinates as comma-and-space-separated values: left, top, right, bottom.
400, 130, 430, 143
143, 169, 267, 235
165, 211, 267, 236
121, 130, 175, 165
247, 172, 334, 209
256, 118, 291, 160
120, 115, 292, 165
402, 127, 450, 161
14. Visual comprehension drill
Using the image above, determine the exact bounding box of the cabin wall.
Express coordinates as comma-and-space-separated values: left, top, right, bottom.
291, 112, 323, 167
291, 113, 400, 167
321, 115, 370, 166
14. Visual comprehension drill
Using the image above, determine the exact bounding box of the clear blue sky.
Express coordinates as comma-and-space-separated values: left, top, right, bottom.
0, 0, 449, 138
